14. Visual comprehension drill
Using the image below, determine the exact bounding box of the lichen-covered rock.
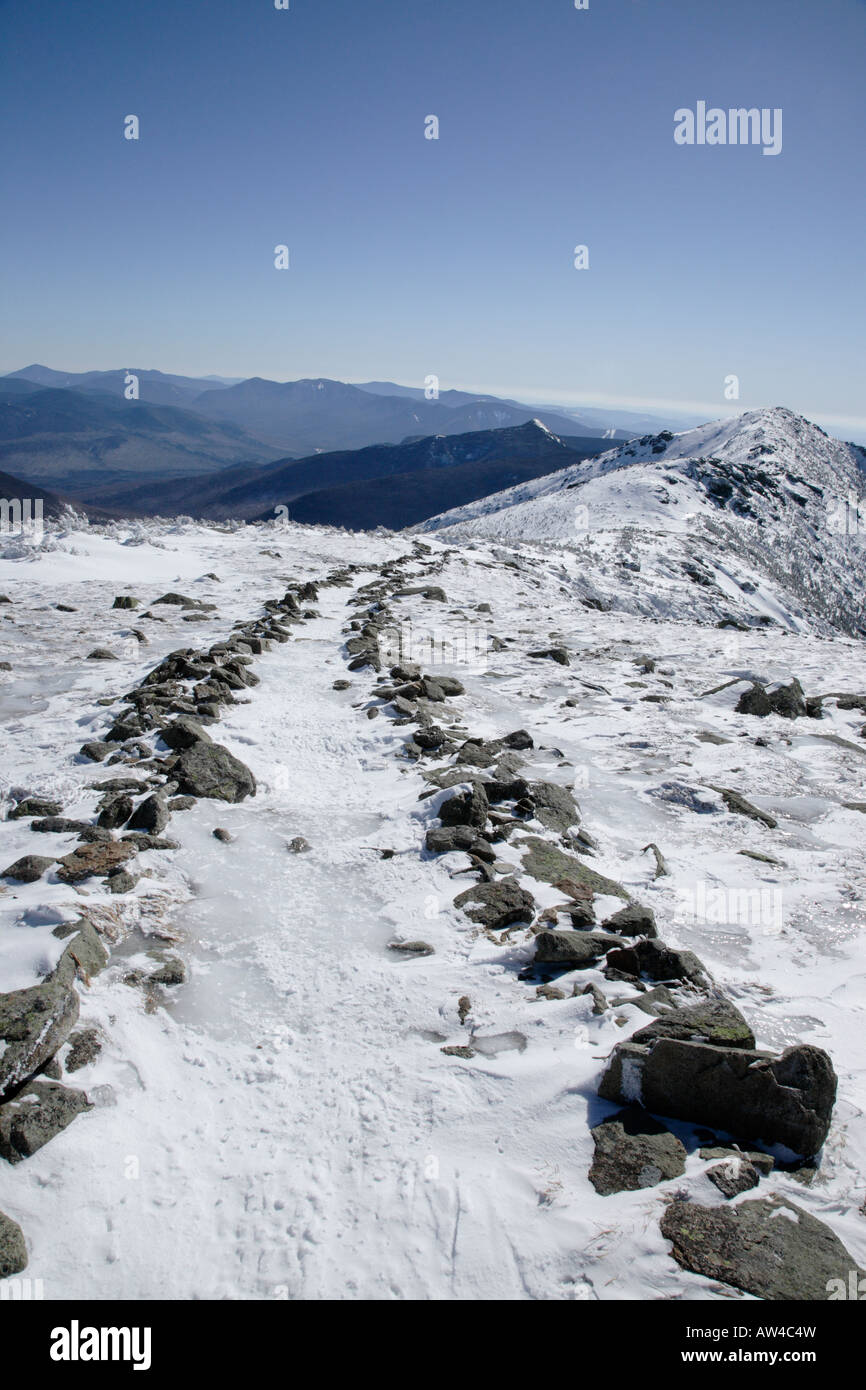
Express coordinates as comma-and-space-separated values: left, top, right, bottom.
518, 836, 629, 899
660, 1195, 864, 1300
534, 929, 622, 968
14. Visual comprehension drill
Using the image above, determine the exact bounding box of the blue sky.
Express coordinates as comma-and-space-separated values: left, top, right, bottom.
1, 0, 864, 433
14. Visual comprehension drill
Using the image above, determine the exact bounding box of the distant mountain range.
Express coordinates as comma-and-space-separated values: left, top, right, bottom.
35, 418, 611, 529
1, 366, 638, 472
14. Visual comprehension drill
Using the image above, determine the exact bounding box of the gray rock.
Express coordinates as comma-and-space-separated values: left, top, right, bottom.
97, 794, 134, 828
388, 941, 435, 956
660, 1195, 865, 1300
86, 648, 118, 661
287, 836, 311, 853
79, 741, 118, 762
30, 816, 91, 834
0, 1079, 92, 1163
713, 786, 778, 828
158, 716, 213, 751
65, 1028, 102, 1073
106, 869, 138, 894
9, 798, 63, 820
425, 825, 490, 856
527, 647, 570, 665
173, 741, 256, 802
534, 929, 622, 968
112, 595, 139, 609
2, 854, 55, 883
589, 1108, 687, 1195
454, 878, 536, 929
604, 939, 712, 989
440, 783, 489, 829
126, 794, 169, 834
601, 903, 658, 938
599, 1038, 836, 1157
0, 961, 79, 1102
707, 1156, 761, 1198
700, 1145, 774, 1176
150, 957, 186, 986
527, 781, 581, 832
53, 921, 109, 980
0, 1209, 27, 1278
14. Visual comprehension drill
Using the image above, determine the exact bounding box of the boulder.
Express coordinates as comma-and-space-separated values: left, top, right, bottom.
97, 793, 134, 829
0, 1080, 92, 1163
425, 825, 492, 857
660, 1196, 865, 1300
173, 741, 256, 802
0, 961, 79, 1102
706, 1156, 761, 1198
589, 1108, 687, 1195
53, 921, 109, 980
454, 878, 535, 929
599, 1038, 836, 1157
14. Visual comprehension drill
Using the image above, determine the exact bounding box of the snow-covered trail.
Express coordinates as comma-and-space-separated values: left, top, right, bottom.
7, 558, 588, 1300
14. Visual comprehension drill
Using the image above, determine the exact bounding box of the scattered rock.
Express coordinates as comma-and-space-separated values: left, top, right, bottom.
287, 836, 311, 853
86, 648, 119, 661
126, 794, 169, 834
388, 941, 435, 956
212, 827, 233, 843
713, 786, 778, 829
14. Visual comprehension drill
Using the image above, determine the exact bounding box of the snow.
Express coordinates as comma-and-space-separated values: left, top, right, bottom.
1, 436, 866, 1299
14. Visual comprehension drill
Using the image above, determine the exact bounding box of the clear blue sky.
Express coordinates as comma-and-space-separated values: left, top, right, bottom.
1, 0, 864, 433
